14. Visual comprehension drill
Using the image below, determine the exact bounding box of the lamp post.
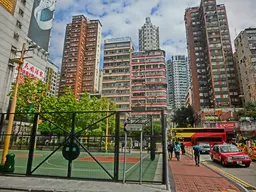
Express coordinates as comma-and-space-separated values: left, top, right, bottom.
1, 43, 36, 164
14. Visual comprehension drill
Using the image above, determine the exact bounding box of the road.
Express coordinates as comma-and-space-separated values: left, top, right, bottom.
200, 154, 256, 191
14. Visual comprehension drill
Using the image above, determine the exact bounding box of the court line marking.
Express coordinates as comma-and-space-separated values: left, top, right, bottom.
15, 165, 114, 173
125, 154, 149, 174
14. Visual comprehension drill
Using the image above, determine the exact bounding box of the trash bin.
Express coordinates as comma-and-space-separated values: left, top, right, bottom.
4, 153, 15, 173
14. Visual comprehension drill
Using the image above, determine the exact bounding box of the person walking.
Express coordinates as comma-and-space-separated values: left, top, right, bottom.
180, 143, 186, 155
168, 141, 174, 160
193, 142, 200, 166
174, 141, 181, 161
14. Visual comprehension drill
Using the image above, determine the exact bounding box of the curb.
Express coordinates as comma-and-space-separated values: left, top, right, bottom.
0, 187, 71, 192
184, 150, 249, 192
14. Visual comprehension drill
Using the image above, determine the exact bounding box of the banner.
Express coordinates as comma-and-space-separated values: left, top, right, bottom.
217, 122, 236, 128
14, 61, 45, 81
0, 0, 16, 15
28, 0, 56, 51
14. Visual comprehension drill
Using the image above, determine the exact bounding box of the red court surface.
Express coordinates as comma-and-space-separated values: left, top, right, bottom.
16, 154, 41, 158
77, 156, 140, 163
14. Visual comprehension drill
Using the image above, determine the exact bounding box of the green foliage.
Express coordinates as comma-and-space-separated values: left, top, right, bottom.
39, 87, 117, 135
237, 101, 256, 117
172, 105, 195, 128
9, 77, 47, 113
10, 78, 117, 135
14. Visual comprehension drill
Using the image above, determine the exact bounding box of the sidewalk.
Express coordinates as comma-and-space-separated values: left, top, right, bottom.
169, 154, 242, 192
0, 176, 167, 192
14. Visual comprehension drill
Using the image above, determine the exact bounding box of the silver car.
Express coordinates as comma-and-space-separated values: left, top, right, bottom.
199, 143, 211, 154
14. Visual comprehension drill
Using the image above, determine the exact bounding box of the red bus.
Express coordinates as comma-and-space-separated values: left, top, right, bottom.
171, 128, 227, 146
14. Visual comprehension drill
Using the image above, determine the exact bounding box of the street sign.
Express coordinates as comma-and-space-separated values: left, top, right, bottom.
125, 124, 143, 132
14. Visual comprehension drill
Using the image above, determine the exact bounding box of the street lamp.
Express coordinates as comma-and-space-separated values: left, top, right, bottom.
1, 43, 36, 164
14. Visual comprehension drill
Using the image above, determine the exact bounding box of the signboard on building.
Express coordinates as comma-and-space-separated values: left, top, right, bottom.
14, 61, 45, 82
0, 0, 16, 15
105, 37, 131, 44
28, 0, 57, 51
217, 122, 236, 128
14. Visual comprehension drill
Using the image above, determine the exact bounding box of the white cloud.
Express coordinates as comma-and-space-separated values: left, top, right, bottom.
49, 0, 256, 68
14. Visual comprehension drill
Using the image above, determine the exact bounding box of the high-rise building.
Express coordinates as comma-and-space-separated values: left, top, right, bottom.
166, 55, 189, 111
44, 60, 59, 96
184, 0, 241, 114
59, 15, 102, 98
0, 0, 56, 112
102, 37, 133, 119
55, 72, 61, 96
139, 17, 160, 51
234, 28, 256, 104
131, 50, 167, 118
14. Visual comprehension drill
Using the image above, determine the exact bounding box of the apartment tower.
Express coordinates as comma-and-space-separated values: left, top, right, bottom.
59, 15, 102, 98
102, 37, 133, 119
139, 17, 160, 51
185, 0, 241, 114
166, 55, 189, 111
131, 50, 167, 118
234, 28, 256, 104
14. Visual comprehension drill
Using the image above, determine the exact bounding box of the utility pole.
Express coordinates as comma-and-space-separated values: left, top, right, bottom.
1, 43, 35, 164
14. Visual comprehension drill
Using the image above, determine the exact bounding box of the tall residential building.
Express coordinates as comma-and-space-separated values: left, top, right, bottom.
102, 37, 133, 119
59, 15, 102, 98
234, 28, 256, 104
0, 0, 56, 112
55, 72, 61, 96
131, 50, 167, 118
184, 0, 241, 114
166, 55, 189, 111
44, 60, 59, 96
139, 17, 160, 51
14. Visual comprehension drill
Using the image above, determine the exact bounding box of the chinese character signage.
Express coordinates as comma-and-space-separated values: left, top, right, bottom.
14, 61, 45, 81
0, 0, 16, 15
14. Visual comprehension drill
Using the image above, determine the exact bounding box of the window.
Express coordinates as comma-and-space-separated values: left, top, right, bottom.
13, 32, 19, 41
21, 0, 26, 6
16, 20, 22, 29
19, 9, 24, 17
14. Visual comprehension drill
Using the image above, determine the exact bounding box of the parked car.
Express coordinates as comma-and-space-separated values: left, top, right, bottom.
199, 143, 210, 154
210, 144, 252, 167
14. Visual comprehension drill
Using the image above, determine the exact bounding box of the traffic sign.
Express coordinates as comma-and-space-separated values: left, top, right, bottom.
125, 124, 143, 132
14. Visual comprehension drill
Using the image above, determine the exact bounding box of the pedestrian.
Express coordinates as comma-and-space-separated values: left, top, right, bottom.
168, 141, 174, 160
180, 143, 186, 155
174, 141, 181, 161
193, 142, 200, 166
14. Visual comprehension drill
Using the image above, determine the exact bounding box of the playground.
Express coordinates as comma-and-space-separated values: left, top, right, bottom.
0, 149, 162, 182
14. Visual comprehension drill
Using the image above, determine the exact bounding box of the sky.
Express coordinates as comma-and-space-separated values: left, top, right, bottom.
49, 0, 256, 70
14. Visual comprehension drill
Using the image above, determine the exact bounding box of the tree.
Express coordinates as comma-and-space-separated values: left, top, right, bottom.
237, 101, 256, 118
172, 105, 195, 128
39, 87, 117, 135
9, 77, 47, 114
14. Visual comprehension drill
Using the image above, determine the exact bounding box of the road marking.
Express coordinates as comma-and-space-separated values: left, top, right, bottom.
125, 154, 149, 174
204, 162, 256, 190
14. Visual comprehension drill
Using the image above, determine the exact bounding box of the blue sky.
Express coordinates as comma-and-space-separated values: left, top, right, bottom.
49, 0, 256, 70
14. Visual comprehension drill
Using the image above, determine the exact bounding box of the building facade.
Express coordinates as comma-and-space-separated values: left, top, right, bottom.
0, 0, 56, 112
139, 17, 160, 51
131, 50, 167, 118
44, 60, 59, 96
234, 28, 256, 104
166, 55, 189, 111
102, 37, 133, 119
184, 0, 241, 115
59, 15, 102, 98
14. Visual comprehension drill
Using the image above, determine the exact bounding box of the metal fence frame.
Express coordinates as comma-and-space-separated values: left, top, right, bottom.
0, 110, 168, 184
